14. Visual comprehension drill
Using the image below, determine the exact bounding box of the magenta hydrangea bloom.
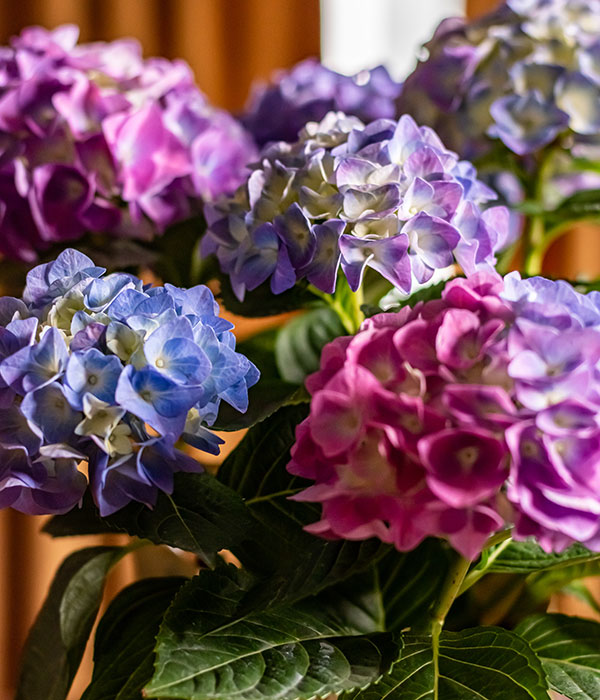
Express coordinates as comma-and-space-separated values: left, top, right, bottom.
398, 0, 600, 162
241, 58, 402, 146
204, 112, 510, 301
0, 25, 256, 262
288, 271, 600, 559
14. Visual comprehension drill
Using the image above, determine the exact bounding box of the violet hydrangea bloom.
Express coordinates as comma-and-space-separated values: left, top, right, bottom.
398, 0, 600, 162
241, 58, 402, 146
288, 271, 600, 559
0, 24, 256, 262
0, 248, 259, 516
204, 112, 510, 301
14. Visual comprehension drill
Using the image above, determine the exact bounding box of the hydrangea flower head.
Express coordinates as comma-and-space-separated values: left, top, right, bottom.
0, 248, 259, 516
0, 24, 256, 262
289, 271, 600, 558
204, 112, 510, 301
398, 0, 600, 161
241, 58, 402, 146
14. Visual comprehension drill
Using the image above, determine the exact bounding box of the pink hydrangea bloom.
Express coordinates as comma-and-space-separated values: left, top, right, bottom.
288, 271, 600, 559
0, 25, 256, 261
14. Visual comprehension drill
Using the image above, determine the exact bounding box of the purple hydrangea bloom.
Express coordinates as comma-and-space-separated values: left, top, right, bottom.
398, 0, 600, 167
0, 24, 256, 261
288, 271, 600, 559
241, 58, 402, 147
0, 248, 259, 516
204, 112, 510, 300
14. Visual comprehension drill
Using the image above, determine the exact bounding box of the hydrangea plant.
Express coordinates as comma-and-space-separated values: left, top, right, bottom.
399, 0, 600, 274
0, 24, 255, 262
241, 58, 402, 146
11, 19, 600, 700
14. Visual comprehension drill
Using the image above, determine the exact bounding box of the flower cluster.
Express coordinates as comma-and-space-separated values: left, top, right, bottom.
0, 249, 259, 516
203, 112, 510, 301
241, 58, 402, 146
288, 271, 600, 559
398, 0, 600, 161
0, 24, 256, 262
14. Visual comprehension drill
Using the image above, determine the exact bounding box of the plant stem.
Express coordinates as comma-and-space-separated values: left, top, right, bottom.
310, 282, 365, 334
344, 285, 365, 333
459, 536, 513, 595
430, 553, 472, 700
523, 214, 546, 276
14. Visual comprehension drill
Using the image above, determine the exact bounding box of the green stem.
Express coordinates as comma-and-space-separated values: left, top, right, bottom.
309, 282, 365, 334
430, 553, 472, 700
523, 214, 546, 276
459, 534, 513, 595
342, 285, 364, 333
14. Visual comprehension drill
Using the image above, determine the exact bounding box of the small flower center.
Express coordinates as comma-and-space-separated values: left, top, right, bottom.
87, 374, 98, 386
399, 414, 422, 433
554, 439, 567, 456
457, 446, 479, 470
140, 390, 153, 402
156, 358, 165, 368
521, 439, 539, 458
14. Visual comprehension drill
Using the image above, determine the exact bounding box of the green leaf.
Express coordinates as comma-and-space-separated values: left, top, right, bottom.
376, 277, 450, 315
546, 188, 600, 229
213, 328, 310, 430
212, 379, 306, 431
344, 627, 548, 700
218, 404, 389, 604
376, 540, 451, 632
218, 275, 320, 317
570, 158, 600, 175
488, 540, 600, 574
149, 215, 206, 288
43, 491, 119, 538
45, 473, 259, 568
525, 557, 600, 607
275, 307, 346, 384
563, 581, 600, 616
82, 576, 186, 700
236, 328, 281, 380
16, 546, 124, 700
516, 613, 600, 700
144, 565, 397, 700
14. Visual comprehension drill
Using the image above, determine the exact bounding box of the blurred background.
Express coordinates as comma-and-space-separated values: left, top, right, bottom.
0, 0, 598, 697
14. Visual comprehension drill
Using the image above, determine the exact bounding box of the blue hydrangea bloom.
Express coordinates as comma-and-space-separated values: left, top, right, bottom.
0, 248, 259, 516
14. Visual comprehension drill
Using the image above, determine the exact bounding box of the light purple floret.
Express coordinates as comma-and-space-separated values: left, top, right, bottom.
0, 248, 259, 517
0, 24, 256, 261
204, 111, 509, 300
288, 270, 600, 559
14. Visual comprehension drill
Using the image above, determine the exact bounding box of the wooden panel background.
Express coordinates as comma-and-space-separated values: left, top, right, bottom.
0, 0, 598, 697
